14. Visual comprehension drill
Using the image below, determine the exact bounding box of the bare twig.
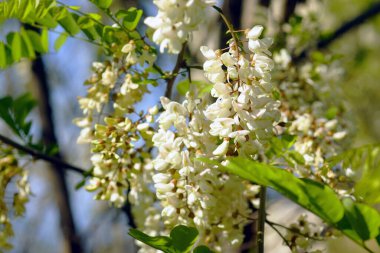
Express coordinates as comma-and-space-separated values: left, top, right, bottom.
0, 134, 85, 174
295, 2, 380, 61
266, 219, 292, 250
164, 44, 186, 99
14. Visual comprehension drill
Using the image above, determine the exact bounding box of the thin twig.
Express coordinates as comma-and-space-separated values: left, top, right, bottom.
0, 134, 86, 174
266, 219, 292, 250
266, 219, 324, 242
164, 44, 186, 99
295, 2, 380, 61
213, 5, 240, 50
185, 64, 203, 70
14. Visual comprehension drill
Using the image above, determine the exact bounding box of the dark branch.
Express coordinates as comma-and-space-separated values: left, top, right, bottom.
31, 48, 84, 252
164, 44, 186, 99
295, 2, 380, 61
0, 134, 86, 174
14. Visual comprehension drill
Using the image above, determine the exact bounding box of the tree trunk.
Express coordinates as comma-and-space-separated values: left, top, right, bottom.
31, 56, 83, 253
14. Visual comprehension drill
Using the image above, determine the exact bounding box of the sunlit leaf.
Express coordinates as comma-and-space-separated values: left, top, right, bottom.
170, 225, 198, 252
54, 33, 68, 51
128, 229, 175, 253
116, 7, 143, 31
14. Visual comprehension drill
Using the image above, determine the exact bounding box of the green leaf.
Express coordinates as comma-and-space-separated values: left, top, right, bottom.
116, 7, 143, 31
75, 179, 86, 190
328, 144, 380, 204
41, 28, 49, 53
128, 229, 175, 253
0, 93, 37, 140
0, 42, 7, 68
177, 79, 212, 96
102, 25, 117, 44
77, 16, 101, 41
36, 12, 58, 28
210, 157, 344, 224
287, 150, 305, 165
67, 5, 81, 11
208, 157, 380, 249
170, 225, 198, 252
90, 0, 112, 9
87, 13, 102, 21
58, 12, 81, 36
7, 32, 22, 62
0, 97, 15, 132
54, 33, 68, 51
341, 198, 380, 241
20, 0, 33, 20
20, 28, 36, 59
193, 246, 214, 253
325, 106, 339, 120
25, 30, 45, 53
129, 225, 200, 253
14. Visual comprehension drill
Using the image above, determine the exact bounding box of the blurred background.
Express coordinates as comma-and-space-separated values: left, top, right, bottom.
1, 0, 380, 252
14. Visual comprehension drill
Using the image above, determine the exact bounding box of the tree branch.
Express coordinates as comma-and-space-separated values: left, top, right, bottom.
164, 44, 186, 99
295, 2, 380, 61
30, 43, 83, 252
0, 134, 86, 174
257, 186, 266, 253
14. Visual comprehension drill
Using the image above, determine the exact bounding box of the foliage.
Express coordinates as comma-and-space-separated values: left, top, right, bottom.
129, 225, 213, 253
206, 157, 380, 250
0, 0, 380, 253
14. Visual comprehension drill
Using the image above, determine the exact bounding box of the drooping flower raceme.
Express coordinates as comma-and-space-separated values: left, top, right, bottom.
150, 26, 279, 252
273, 48, 353, 194
202, 25, 280, 158
152, 94, 251, 252
145, 0, 215, 53
74, 31, 158, 208
0, 145, 30, 250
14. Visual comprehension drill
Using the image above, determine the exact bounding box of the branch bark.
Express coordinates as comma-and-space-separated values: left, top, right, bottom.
0, 134, 85, 174
295, 2, 380, 61
164, 44, 186, 99
31, 53, 83, 253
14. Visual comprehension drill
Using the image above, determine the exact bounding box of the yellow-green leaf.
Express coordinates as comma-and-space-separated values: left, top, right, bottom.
54, 33, 67, 51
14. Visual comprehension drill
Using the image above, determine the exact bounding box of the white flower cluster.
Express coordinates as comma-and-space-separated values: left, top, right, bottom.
273, 49, 353, 191
283, 214, 333, 253
152, 94, 250, 252
0, 147, 30, 250
74, 38, 157, 207
201, 25, 280, 158
150, 26, 279, 252
145, 0, 215, 53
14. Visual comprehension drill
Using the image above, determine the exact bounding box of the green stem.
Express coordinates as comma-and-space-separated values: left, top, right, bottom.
257, 186, 266, 253
212, 5, 239, 47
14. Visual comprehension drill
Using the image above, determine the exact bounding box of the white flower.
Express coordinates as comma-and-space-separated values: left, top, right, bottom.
212, 140, 229, 156
221, 52, 236, 67
145, 1, 214, 53
204, 98, 232, 120
101, 67, 116, 86
155, 182, 175, 194
247, 25, 263, 40
211, 82, 232, 98
209, 118, 235, 137
200, 46, 217, 59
